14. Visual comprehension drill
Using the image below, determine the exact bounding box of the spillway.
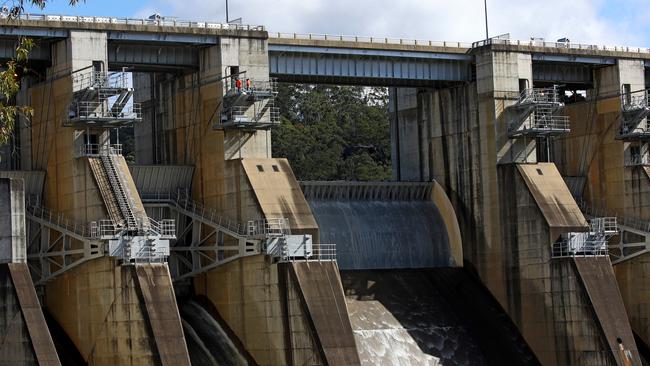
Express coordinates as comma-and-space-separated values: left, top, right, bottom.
302, 181, 456, 269
302, 181, 539, 365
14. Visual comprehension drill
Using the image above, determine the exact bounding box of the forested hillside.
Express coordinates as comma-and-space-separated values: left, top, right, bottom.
272, 84, 391, 181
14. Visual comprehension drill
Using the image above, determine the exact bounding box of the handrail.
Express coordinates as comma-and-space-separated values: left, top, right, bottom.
272, 32, 472, 48
471, 37, 650, 54
26, 204, 95, 238
16, 13, 265, 31
579, 200, 650, 233
140, 192, 248, 236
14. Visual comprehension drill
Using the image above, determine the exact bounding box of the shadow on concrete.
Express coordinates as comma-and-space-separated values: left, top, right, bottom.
43, 309, 86, 366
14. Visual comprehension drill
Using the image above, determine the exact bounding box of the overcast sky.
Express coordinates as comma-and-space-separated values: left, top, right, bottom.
26, 0, 650, 47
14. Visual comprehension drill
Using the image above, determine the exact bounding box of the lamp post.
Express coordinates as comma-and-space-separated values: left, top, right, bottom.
484, 0, 489, 40
225, 0, 229, 23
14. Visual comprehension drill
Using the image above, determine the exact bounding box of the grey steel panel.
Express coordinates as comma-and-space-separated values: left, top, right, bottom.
269, 52, 469, 84
129, 165, 194, 194
533, 62, 593, 85
108, 43, 199, 68
532, 53, 615, 65
0, 26, 67, 38
0, 39, 49, 60
269, 44, 472, 61
0, 171, 45, 197
108, 31, 218, 44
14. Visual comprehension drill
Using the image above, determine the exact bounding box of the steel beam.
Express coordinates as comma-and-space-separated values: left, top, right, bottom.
269, 51, 470, 85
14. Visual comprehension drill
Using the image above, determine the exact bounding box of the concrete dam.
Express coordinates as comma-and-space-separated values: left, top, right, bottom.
0, 12, 648, 366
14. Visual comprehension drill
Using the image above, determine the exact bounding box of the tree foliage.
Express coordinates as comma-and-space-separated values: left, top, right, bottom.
0, 1, 82, 144
272, 84, 391, 181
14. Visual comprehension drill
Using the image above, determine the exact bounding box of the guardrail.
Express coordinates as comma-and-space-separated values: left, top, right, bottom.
551, 238, 609, 258
625, 154, 650, 167
68, 101, 142, 121
517, 87, 562, 105
76, 143, 122, 157
272, 32, 472, 48
16, 13, 265, 31
148, 217, 176, 239
140, 192, 248, 236
247, 218, 291, 237
622, 90, 649, 112
72, 70, 129, 91
472, 37, 650, 54
273, 32, 650, 54
579, 201, 650, 233
27, 204, 95, 238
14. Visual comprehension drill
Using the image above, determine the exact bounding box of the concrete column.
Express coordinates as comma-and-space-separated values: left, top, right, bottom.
0, 178, 25, 263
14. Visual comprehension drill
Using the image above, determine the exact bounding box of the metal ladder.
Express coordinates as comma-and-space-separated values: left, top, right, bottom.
100, 154, 137, 230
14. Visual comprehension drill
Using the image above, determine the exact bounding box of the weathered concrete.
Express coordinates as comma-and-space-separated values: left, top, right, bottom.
290, 262, 360, 365
134, 264, 191, 366
0, 178, 26, 263
0, 178, 60, 365
574, 257, 641, 365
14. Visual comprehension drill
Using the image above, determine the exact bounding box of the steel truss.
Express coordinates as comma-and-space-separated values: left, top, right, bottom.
25, 207, 103, 285
141, 194, 262, 281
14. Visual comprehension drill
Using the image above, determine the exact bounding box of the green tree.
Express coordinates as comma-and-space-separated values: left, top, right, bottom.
0, 1, 82, 144
273, 84, 391, 181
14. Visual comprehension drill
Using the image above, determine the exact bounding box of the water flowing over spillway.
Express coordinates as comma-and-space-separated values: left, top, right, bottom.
303, 182, 539, 365
303, 182, 453, 269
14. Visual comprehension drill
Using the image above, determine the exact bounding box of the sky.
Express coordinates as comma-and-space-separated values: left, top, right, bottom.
21, 0, 650, 47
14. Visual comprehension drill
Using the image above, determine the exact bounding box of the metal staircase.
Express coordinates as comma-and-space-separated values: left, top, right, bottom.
99, 154, 137, 229
215, 77, 280, 130
618, 89, 650, 140
507, 86, 570, 138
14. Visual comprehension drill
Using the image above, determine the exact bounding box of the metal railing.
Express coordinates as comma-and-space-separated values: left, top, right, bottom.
225, 78, 278, 95
472, 37, 650, 54
148, 217, 176, 238
76, 143, 122, 157
272, 32, 472, 48
622, 90, 649, 112
17, 13, 265, 31
277, 242, 337, 262
510, 114, 570, 135
625, 154, 650, 166
27, 204, 95, 238
170, 194, 247, 235
273, 32, 650, 54
580, 201, 650, 234
590, 217, 618, 234
222, 105, 280, 125
247, 218, 290, 237
72, 70, 129, 91
68, 101, 142, 121
552, 237, 609, 258
517, 87, 562, 105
